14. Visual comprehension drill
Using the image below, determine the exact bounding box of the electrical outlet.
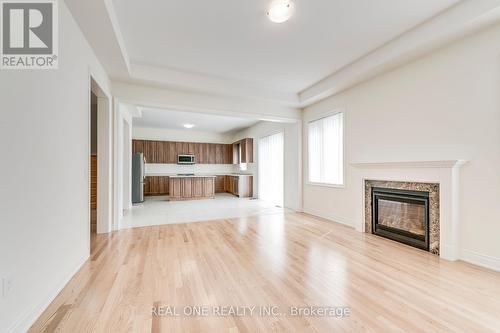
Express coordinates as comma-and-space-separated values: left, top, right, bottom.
2, 276, 12, 298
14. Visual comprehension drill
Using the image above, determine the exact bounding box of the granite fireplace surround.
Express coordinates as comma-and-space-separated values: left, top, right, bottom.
365, 180, 440, 254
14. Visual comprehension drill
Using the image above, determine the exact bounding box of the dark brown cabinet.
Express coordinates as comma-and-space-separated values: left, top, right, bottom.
231, 138, 254, 164
169, 177, 215, 200
240, 138, 254, 163
215, 144, 224, 164
225, 144, 233, 164
225, 176, 238, 195
133, 140, 235, 165
144, 176, 169, 196
215, 176, 225, 193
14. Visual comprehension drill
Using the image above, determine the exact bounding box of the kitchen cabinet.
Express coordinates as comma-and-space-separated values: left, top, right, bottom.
237, 175, 253, 198
144, 176, 169, 196
182, 177, 193, 197
215, 144, 224, 164
225, 175, 253, 198
225, 144, 233, 164
208, 144, 216, 164
215, 175, 226, 193
195, 142, 204, 164
231, 138, 254, 164
240, 138, 254, 163
169, 176, 215, 200
226, 176, 237, 195
188, 142, 196, 155
132, 139, 236, 165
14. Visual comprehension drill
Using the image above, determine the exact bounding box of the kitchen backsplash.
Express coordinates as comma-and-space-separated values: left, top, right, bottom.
145, 163, 238, 175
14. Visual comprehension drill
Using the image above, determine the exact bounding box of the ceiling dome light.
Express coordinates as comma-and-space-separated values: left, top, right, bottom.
183, 123, 195, 129
267, 1, 294, 23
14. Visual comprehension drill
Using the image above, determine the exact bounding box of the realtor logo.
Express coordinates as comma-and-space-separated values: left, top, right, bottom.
1, 0, 58, 69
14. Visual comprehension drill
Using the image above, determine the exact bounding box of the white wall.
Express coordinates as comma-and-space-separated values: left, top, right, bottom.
133, 126, 232, 143
122, 119, 132, 211
117, 106, 133, 219
232, 121, 302, 211
302, 23, 500, 269
0, 2, 111, 332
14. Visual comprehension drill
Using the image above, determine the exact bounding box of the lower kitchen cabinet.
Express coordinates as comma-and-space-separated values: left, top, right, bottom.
144, 176, 169, 196
237, 176, 253, 198
225, 175, 253, 198
169, 177, 215, 200
215, 176, 226, 193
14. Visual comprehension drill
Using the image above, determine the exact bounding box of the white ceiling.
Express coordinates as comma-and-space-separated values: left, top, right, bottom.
134, 108, 260, 133
112, 0, 459, 94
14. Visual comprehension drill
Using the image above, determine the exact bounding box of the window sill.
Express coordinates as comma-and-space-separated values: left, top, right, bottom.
306, 182, 345, 189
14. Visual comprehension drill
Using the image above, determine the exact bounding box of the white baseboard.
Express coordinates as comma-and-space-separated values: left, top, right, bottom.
461, 249, 500, 272
6, 254, 89, 333
302, 208, 355, 228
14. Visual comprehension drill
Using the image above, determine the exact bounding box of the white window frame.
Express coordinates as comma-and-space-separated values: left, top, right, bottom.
306, 110, 345, 188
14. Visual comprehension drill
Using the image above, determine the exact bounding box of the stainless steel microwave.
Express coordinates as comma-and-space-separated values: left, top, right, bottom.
178, 154, 195, 164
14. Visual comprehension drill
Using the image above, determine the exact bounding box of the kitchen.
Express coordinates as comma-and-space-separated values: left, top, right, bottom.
123, 107, 295, 228
132, 138, 255, 201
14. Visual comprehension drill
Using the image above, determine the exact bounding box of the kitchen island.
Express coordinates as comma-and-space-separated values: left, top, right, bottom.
169, 175, 216, 201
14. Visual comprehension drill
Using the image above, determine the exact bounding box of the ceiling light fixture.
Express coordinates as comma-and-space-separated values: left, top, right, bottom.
183, 124, 195, 129
267, 1, 294, 24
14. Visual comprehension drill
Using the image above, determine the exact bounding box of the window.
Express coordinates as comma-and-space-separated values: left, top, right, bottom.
308, 112, 343, 186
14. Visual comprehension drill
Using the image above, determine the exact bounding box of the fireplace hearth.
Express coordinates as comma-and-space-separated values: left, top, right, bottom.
372, 187, 429, 251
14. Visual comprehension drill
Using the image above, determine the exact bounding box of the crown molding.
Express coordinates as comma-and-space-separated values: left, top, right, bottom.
350, 160, 468, 169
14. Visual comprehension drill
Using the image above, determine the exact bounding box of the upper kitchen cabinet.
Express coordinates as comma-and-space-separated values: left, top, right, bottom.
240, 138, 253, 163
232, 138, 254, 164
132, 139, 236, 165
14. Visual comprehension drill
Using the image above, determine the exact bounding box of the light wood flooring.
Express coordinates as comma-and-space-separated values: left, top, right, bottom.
30, 212, 500, 332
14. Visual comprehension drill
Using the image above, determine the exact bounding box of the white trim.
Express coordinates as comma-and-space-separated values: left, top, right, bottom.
6, 254, 89, 333
306, 109, 344, 123
306, 181, 345, 189
461, 249, 500, 272
303, 208, 355, 228
103, 0, 131, 73
351, 160, 468, 169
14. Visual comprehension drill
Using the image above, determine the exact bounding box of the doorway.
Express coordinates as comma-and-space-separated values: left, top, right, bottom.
258, 132, 284, 207
89, 77, 113, 250
90, 92, 98, 234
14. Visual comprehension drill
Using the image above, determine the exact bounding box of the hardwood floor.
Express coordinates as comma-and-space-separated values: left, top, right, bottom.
30, 212, 500, 332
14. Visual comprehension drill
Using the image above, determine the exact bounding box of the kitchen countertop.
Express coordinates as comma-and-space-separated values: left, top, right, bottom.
145, 173, 253, 177
168, 174, 216, 178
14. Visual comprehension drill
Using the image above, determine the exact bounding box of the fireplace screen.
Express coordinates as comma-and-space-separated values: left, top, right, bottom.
372, 187, 429, 251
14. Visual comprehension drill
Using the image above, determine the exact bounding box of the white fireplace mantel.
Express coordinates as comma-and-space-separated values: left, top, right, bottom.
350, 160, 468, 261
350, 160, 468, 169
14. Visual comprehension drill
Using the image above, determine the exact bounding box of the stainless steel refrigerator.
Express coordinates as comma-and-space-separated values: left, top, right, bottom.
132, 153, 145, 203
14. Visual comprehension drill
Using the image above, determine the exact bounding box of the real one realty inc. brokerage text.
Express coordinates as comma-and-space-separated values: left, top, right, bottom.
152, 305, 351, 318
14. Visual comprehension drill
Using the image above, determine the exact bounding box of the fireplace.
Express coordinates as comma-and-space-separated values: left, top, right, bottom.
372, 187, 430, 251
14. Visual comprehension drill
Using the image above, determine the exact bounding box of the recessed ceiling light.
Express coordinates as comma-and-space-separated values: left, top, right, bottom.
183, 124, 195, 129
267, 1, 294, 24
